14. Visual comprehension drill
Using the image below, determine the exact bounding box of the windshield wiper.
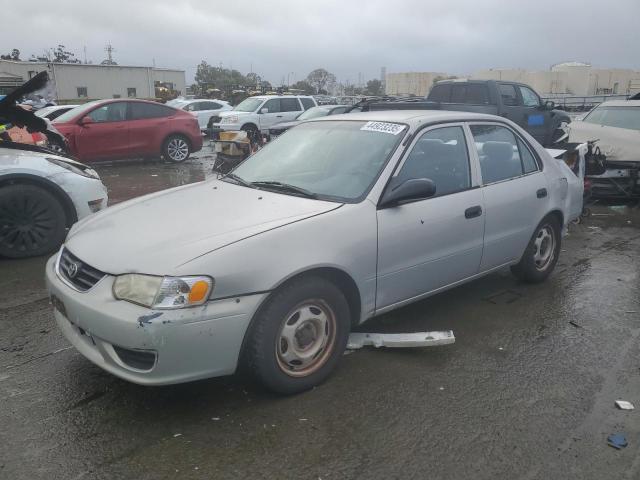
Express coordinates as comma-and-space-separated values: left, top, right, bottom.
221, 173, 255, 188
251, 181, 318, 199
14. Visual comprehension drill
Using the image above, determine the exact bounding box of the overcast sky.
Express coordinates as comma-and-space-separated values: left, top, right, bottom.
4, 0, 639, 85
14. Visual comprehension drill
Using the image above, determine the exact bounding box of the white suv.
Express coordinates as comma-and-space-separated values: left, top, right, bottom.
212, 95, 317, 135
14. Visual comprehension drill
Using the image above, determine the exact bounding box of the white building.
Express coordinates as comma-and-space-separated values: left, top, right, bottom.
385, 72, 448, 96
0, 59, 186, 103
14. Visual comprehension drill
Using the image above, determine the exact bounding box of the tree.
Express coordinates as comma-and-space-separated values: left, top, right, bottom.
246, 72, 261, 87
366, 79, 383, 96
306, 68, 336, 94
290, 80, 314, 94
194, 61, 252, 92
1, 49, 21, 61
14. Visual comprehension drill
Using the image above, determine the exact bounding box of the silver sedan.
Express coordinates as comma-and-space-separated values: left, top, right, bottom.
45, 110, 583, 394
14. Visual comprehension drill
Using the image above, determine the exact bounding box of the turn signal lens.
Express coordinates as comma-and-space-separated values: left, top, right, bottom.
188, 280, 210, 303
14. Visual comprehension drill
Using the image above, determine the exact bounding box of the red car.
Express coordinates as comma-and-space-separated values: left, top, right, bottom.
53, 99, 203, 162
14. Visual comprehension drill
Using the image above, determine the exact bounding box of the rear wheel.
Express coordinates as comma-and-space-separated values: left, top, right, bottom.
511, 215, 561, 283
0, 184, 67, 258
162, 135, 191, 163
244, 276, 351, 394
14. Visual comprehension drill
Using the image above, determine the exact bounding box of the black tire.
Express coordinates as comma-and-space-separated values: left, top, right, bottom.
244, 276, 351, 395
162, 134, 191, 163
511, 215, 561, 283
0, 184, 67, 258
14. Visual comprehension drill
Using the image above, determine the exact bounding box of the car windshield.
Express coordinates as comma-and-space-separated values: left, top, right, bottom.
53, 101, 101, 123
297, 107, 331, 120
230, 120, 406, 202
583, 106, 640, 131
233, 98, 264, 112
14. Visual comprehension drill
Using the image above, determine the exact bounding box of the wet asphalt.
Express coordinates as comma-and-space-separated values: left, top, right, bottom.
1, 145, 640, 479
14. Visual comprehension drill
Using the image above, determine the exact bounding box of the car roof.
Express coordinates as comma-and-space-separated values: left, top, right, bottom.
313, 109, 505, 127
251, 95, 315, 99
595, 100, 640, 107
180, 98, 229, 104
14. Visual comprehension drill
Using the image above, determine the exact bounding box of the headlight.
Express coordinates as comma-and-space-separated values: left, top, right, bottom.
221, 115, 239, 124
47, 157, 99, 179
113, 274, 214, 309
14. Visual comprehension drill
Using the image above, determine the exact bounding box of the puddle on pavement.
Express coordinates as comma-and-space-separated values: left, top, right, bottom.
92, 145, 218, 205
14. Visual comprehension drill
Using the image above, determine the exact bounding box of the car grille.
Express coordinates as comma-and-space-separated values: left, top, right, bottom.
58, 248, 106, 292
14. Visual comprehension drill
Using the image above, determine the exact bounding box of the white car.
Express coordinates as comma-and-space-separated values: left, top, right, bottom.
170, 99, 233, 130
212, 95, 318, 135
567, 100, 640, 197
0, 145, 108, 258
35, 105, 80, 121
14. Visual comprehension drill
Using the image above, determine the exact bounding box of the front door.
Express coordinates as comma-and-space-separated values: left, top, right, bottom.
257, 98, 285, 130
517, 85, 553, 146
467, 123, 549, 270
376, 124, 485, 310
75, 102, 130, 160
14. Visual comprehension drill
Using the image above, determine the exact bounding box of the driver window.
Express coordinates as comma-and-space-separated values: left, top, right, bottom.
396, 126, 471, 197
519, 86, 541, 107
262, 99, 281, 113
88, 102, 127, 122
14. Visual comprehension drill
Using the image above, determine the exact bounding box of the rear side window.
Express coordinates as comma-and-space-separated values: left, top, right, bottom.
396, 126, 471, 197
428, 84, 451, 102
300, 98, 315, 110
498, 84, 519, 106
130, 102, 174, 120
470, 124, 526, 184
516, 138, 539, 173
262, 98, 281, 113
450, 84, 490, 104
280, 98, 301, 112
330, 106, 347, 115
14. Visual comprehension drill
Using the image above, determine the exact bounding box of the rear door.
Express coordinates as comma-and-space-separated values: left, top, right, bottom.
128, 102, 175, 156
280, 98, 303, 121
496, 83, 527, 128
75, 102, 130, 160
468, 123, 548, 270
376, 124, 485, 310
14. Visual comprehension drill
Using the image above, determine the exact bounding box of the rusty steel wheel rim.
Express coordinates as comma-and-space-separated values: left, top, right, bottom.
275, 300, 337, 377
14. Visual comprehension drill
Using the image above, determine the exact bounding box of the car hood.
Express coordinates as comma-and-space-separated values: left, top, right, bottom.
65, 179, 341, 275
568, 121, 640, 162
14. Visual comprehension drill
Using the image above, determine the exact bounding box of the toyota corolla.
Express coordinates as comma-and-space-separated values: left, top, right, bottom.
45, 111, 583, 394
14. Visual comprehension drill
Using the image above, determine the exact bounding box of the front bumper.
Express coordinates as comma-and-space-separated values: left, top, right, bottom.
48, 172, 108, 219
45, 255, 267, 385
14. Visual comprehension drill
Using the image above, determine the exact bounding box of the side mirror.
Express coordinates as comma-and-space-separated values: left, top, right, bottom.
379, 178, 436, 208
79, 115, 94, 126
260, 108, 269, 114
543, 100, 555, 110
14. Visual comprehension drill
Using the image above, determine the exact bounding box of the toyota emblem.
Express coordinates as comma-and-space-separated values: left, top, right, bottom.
66, 261, 79, 278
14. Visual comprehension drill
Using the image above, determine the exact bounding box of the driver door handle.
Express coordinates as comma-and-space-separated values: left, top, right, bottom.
465, 205, 482, 219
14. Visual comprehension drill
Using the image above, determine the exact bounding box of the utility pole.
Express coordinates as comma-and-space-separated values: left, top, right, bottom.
104, 43, 116, 64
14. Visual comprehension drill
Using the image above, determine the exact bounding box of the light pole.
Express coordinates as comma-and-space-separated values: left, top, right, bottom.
287, 72, 295, 87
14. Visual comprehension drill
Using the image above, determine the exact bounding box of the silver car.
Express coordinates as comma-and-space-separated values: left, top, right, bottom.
45, 111, 583, 394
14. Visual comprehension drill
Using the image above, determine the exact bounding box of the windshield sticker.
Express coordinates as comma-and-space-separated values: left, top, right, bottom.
360, 121, 405, 135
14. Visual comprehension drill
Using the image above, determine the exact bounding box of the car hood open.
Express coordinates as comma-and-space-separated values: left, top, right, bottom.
65, 179, 341, 275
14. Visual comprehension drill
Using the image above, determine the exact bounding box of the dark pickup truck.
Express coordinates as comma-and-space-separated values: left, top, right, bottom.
360, 80, 571, 147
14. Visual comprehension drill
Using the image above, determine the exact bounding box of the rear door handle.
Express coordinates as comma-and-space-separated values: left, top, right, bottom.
536, 188, 548, 198
465, 205, 482, 219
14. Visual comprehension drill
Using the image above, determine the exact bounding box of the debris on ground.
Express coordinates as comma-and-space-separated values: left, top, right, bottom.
173, 433, 182, 438
569, 321, 582, 328
347, 331, 455, 349
607, 433, 628, 449
615, 400, 635, 410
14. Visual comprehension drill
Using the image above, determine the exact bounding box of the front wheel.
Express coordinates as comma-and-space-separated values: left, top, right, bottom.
0, 184, 67, 258
244, 276, 351, 394
511, 215, 561, 283
162, 135, 191, 163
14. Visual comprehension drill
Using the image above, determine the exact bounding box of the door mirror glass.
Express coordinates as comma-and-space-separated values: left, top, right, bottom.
79, 115, 94, 126
544, 100, 555, 110
380, 178, 436, 208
